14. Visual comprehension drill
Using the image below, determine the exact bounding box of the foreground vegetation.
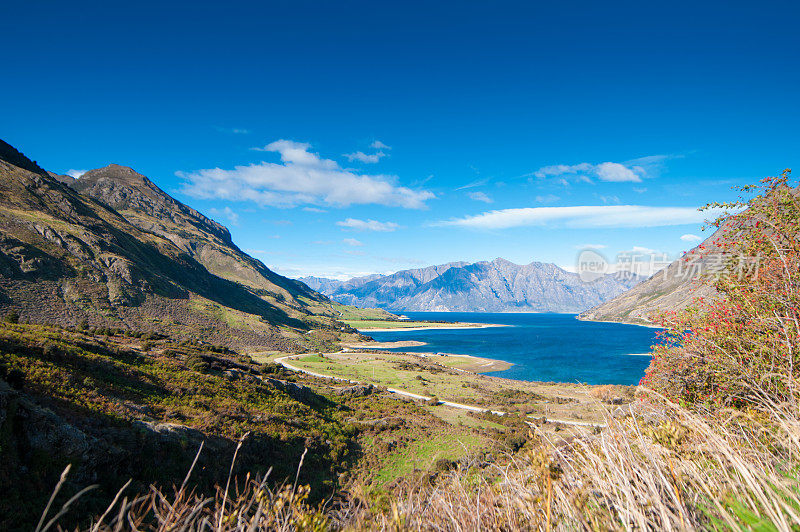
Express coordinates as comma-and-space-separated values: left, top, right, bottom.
9, 171, 800, 530
0, 322, 535, 529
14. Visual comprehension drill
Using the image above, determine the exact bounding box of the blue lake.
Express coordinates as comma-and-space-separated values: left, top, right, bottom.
363, 312, 661, 385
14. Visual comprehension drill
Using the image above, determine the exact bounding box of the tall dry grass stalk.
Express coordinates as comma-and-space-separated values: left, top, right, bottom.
40, 382, 799, 530
350, 390, 799, 531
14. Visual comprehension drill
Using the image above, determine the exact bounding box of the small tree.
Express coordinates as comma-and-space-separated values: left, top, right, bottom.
643, 170, 799, 408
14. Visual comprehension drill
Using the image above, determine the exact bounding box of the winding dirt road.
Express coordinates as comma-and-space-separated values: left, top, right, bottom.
274, 353, 606, 428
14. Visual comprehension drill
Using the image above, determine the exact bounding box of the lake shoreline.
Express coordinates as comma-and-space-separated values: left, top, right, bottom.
357, 323, 508, 332
407, 351, 514, 372
362, 311, 658, 385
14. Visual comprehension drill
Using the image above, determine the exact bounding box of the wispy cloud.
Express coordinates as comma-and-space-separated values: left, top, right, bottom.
344, 150, 386, 163
535, 194, 560, 203
66, 169, 87, 178
436, 205, 722, 230
468, 191, 493, 203
215, 127, 250, 134
455, 178, 489, 191
303, 206, 327, 213
576, 243, 607, 249
337, 218, 399, 232
596, 194, 621, 204
343, 140, 391, 164
342, 238, 363, 246
178, 140, 433, 209
680, 233, 703, 242
531, 155, 678, 184
208, 206, 240, 226
533, 163, 593, 179
595, 162, 641, 182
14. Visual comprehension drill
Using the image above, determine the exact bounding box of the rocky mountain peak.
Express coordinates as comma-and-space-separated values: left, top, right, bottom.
72, 164, 233, 246
81, 164, 155, 188
308, 259, 644, 312
489, 257, 517, 268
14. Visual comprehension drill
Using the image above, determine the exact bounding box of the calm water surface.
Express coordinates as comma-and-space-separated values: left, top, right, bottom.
364, 312, 660, 385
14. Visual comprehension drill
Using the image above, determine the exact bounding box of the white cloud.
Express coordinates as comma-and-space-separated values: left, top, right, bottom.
336, 218, 399, 232
208, 206, 240, 226
595, 162, 641, 182
216, 127, 250, 134
535, 194, 560, 203
531, 155, 677, 184
342, 238, 363, 247
303, 206, 327, 213
436, 205, 722, 230
596, 194, 621, 204
468, 191, 493, 203
577, 244, 607, 249
179, 139, 433, 209
533, 163, 593, 179
370, 140, 391, 150
680, 233, 703, 242
344, 150, 386, 163
277, 265, 390, 281
66, 169, 87, 178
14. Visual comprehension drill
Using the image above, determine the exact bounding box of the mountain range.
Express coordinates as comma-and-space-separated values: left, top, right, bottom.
0, 139, 340, 350
301, 259, 644, 312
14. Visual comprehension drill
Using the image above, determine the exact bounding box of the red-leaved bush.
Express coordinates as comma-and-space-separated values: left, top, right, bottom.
643, 170, 800, 408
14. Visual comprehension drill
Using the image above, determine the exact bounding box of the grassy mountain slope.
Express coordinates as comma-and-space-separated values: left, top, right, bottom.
70, 164, 325, 309
578, 226, 725, 324
0, 139, 340, 350
0, 321, 356, 528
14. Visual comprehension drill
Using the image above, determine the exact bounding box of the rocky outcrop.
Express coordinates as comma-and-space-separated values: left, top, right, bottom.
332, 383, 375, 396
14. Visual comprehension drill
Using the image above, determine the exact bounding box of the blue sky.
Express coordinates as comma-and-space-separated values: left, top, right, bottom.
2, 0, 798, 279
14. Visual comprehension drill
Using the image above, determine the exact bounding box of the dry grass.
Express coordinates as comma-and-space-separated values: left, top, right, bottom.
38, 382, 800, 530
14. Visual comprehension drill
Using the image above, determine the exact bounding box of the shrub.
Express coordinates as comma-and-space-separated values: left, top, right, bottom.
504, 433, 527, 452
185, 354, 209, 372
3, 311, 19, 324
433, 458, 456, 472
644, 170, 800, 408
0, 365, 25, 389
